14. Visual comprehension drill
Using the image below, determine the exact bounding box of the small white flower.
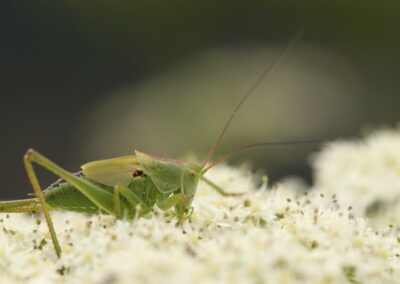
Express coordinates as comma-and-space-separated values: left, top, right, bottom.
312, 127, 400, 227
1, 128, 400, 283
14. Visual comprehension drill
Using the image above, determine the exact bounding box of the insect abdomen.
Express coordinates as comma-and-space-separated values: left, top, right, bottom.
44, 176, 162, 216
44, 181, 107, 214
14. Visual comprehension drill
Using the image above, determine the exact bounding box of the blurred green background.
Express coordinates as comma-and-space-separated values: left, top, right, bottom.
1, 1, 400, 199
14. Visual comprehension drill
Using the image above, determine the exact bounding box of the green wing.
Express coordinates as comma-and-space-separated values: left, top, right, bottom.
81, 155, 140, 187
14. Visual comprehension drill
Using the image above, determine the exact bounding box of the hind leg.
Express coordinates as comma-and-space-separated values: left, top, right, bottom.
24, 151, 62, 258
24, 149, 118, 258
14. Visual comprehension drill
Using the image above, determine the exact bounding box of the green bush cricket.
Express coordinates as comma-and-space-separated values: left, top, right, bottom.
0, 31, 308, 259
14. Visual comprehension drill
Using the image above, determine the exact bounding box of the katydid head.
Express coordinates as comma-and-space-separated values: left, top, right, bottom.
135, 151, 204, 204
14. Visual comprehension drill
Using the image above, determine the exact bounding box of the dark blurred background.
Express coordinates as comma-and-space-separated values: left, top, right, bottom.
1, 1, 399, 199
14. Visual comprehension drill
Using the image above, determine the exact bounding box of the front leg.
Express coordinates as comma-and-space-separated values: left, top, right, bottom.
200, 176, 244, 196
156, 193, 191, 224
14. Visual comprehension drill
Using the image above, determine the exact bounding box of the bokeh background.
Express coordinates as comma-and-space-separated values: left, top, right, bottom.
1, 1, 399, 199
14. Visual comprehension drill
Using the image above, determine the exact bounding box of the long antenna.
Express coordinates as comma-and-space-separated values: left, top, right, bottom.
203, 140, 318, 173
200, 29, 305, 169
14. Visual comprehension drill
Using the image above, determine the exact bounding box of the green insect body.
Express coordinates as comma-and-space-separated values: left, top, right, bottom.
0, 150, 210, 259
0, 31, 305, 258
0, 151, 202, 219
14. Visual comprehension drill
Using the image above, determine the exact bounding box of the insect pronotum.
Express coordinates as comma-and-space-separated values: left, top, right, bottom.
0, 30, 311, 258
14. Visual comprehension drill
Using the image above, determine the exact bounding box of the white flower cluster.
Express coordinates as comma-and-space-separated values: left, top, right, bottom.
0, 128, 400, 283
313, 126, 400, 228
